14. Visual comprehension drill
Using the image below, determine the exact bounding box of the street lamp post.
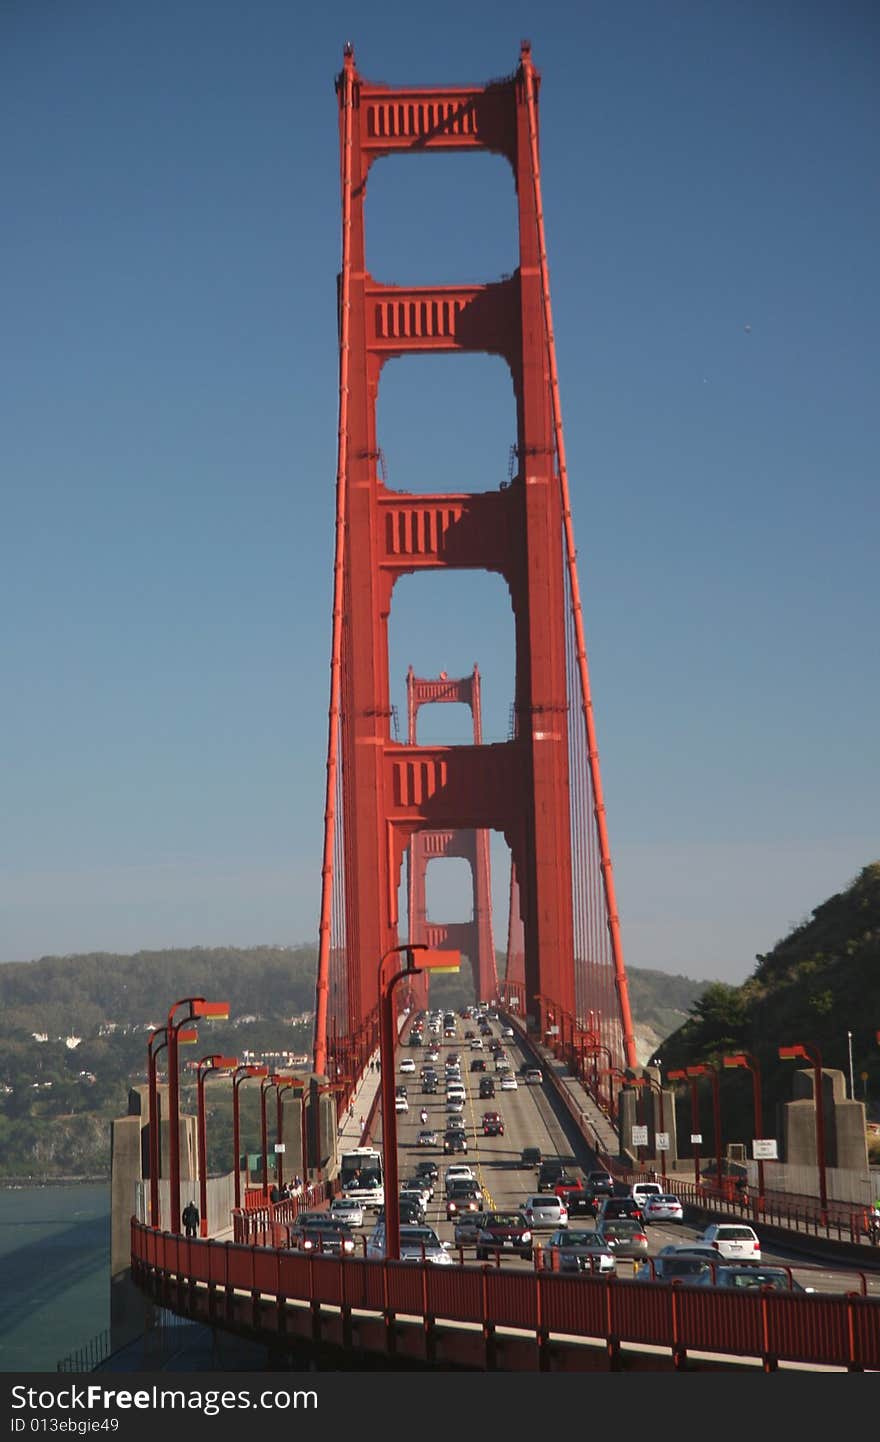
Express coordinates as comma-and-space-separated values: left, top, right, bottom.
668, 1069, 702, 1188
147, 1024, 197, 1230
779, 1042, 828, 1222
686, 1063, 723, 1190
723, 1052, 766, 1204
379, 943, 460, 1262
195, 1054, 238, 1237
166, 997, 229, 1234
231, 1064, 267, 1211
276, 1079, 305, 1191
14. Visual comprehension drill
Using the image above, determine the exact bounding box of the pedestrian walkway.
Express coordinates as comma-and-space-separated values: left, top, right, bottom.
336, 1049, 382, 1148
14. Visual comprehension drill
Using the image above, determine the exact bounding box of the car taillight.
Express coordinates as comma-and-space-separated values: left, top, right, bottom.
635, 1233, 647, 1244
343, 1240, 354, 1253
303, 1239, 313, 1250
522, 1231, 532, 1243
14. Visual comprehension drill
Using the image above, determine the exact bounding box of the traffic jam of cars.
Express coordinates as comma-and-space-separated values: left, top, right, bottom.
296, 1005, 859, 1298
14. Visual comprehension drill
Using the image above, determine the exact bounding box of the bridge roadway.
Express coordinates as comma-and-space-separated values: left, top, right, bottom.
384, 1017, 880, 1298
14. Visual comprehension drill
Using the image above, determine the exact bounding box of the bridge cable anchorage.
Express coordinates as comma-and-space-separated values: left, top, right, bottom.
521, 49, 637, 1068
313, 52, 355, 1077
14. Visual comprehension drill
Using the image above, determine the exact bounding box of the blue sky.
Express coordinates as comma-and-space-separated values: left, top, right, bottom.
2, 1, 877, 982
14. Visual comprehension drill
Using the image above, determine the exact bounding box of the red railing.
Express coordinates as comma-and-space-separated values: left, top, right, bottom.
131, 1218, 880, 1372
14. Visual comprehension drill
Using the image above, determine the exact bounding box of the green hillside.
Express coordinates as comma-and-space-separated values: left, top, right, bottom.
660, 863, 880, 1151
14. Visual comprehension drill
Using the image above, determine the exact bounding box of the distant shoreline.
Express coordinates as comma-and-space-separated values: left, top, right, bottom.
0, 1176, 108, 1188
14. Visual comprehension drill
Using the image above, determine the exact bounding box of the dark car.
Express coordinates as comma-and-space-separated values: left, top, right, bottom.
537, 1160, 568, 1192
443, 1129, 468, 1155
470, 1058, 487, 1073
481, 1111, 504, 1136
445, 1180, 484, 1218
291, 1221, 356, 1255
714, 1265, 813, 1293
520, 1146, 543, 1169
586, 1171, 615, 1197
478, 1077, 496, 1099
375, 1199, 423, 1226
474, 1211, 533, 1262
596, 1196, 644, 1224
634, 1251, 715, 1285
415, 1160, 439, 1184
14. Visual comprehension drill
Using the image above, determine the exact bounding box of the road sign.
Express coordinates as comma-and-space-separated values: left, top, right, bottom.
752, 1138, 778, 1160
631, 1125, 648, 1146
656, 1132, 670, 1150
274, 1143, 286, 1153
690, 1133, 702, 1145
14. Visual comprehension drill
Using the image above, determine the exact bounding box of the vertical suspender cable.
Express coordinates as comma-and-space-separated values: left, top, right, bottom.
314, 51, 355, 1076
521, 52, 637, 1069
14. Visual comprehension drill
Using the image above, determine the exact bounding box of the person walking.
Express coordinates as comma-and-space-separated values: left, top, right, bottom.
182, 1200, 199, 1238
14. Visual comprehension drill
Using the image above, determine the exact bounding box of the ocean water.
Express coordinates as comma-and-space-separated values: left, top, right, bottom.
0, 1184, 109, 1373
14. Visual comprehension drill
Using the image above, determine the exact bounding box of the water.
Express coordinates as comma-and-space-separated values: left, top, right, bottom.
0, 1184, 109, 1373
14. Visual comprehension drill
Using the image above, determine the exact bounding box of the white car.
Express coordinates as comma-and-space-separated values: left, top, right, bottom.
501, 1026, 515, 1039
399, 1057, 416, 1073
395, 1095, 409, 1113
444, 1164, 476, 1191
330, 1196, 365, 1228
470, 1038, 483, 1050
522, 1194, 569, 1230
366, 1222, 456, 1265
446, 1096, 464, 1114
699, 1222, 761, 1262
642, 1193, 684, 1224
500, 1073, 518, 1091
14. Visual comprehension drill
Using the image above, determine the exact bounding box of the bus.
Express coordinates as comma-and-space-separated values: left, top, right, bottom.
339, 1147, 384, 1210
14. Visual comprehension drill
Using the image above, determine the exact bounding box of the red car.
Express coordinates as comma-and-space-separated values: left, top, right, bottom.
554, 1176, 594, 1217
481, 1111, 504, 1136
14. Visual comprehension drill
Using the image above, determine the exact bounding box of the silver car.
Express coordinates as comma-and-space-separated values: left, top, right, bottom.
541, 1228, 616, 1275
366, 1222, 456, 1265
522, 1194, 569, 1230
594, 1218, 649, 1258
329, 1196, 365, 1228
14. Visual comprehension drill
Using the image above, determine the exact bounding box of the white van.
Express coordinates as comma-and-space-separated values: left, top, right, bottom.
630, 1181, 663, 1207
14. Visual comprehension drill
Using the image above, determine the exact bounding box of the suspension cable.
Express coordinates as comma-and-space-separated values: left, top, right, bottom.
313, 49, 355, 1076
521, 49, 637, 1068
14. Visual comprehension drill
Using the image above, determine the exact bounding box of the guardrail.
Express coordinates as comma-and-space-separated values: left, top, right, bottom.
131, 1218, 880, 1372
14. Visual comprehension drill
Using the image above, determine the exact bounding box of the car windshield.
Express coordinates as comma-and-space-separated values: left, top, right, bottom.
663, 1258, 711, 1276
563, 1232, 603, 1248
601, 1221, 641, 1236
401, 1228, 440, 1246
715, 1227, 756, 1240
486, 1214, 524, 1227
722, 1269, 788, 1289
655, 1196, 680, 1204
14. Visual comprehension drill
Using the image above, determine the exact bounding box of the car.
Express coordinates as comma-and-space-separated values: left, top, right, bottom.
293, 1221, 356, 1255
416, 1128, 439, 1147
452, 1212, 484, 1245
329, 1196, 365, 1228
398, 1187, 428, 1218
394, 1095, 409, 1113
446, 1096, 464, 1115
422, 1077, 438, 1094
446, 1052, 460, 1066
470, 1058, 487, 1073
366, 1222, 455, 1265
537, 1160, 568, 1192
523, 1194, 569, 1230
540, 1228, 617, 1275
594, 1218, 649, 1258
494, 1057, 511, 1074
524, 1067, 543, 1085
699, 1223, 762, 1262
714, 1265, 813, 1293
634, 1251, 715, 1285
474, 1211, 533, 1261
554, 1176, 593, 1217
443, 1129, 468, 1154
630, 1181, 663, 1207
481, 1111, 504, 1136
642, 1193, 684, 1224
414, 1160, 439, 1184
596, 1196, 644, 1225
374, 1199, 423, 1226
478, 1078, 496, 1099
444, 1163, 476, 1191
586, 1171, 615, 1197
470, 1038, 483, 1050
403, 1174, 434, 1203
445, 1182, 484, 1218
501, 1026, 515, 1039
426, 1048, 440, 1063
520, 1146, 543, 1169
500, 1074, 518, 1091
464, 1029, 476, 1040
399, 1057, 416, 1073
